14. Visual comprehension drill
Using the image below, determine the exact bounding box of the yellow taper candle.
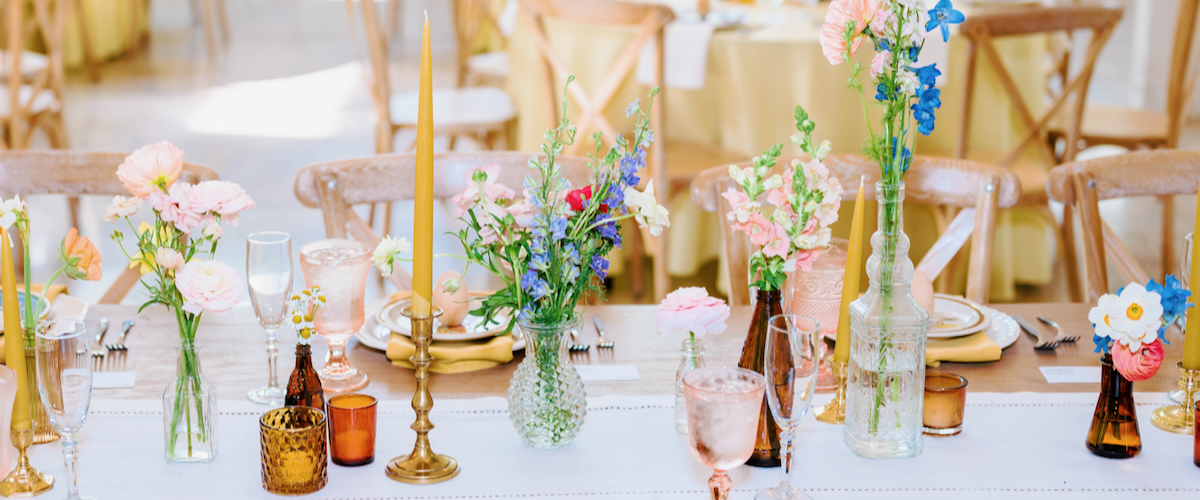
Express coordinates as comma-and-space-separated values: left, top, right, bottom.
412, 12, 434, 316
833, 177, 865, 365
1, 229, 29, 431
1183, 179, 1200, 370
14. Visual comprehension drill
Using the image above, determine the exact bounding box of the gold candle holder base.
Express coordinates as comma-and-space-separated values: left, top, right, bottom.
386, 307, 459, 485
1152, 363, 1199, 435
815, 360, 848, 424
0, 428, 53, 497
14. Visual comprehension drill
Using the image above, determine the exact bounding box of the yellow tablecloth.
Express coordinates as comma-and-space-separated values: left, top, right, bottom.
62, 0, 148, 69
506, 1, 1053, 301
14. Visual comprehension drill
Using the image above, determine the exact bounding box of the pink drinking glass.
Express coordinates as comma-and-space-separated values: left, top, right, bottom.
787, 238, 847, 391
683, 367, 766, 500
299, 239, 372, 393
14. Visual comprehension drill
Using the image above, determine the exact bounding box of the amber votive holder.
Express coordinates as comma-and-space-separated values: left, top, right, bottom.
260, 406, 328, 495
923, 372, 968, 436
328, 394, 378, 466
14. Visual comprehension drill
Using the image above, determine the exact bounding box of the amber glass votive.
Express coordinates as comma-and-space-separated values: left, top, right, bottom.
260, 406, 328, 495
328, 394, 378, 466
923, 372, 968, 436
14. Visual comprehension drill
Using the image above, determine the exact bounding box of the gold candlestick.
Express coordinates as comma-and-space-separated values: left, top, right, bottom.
386, 307, 459, 484
1152, 362, 1199, 435
815, 360, 847, 424
0, 427, 53, 497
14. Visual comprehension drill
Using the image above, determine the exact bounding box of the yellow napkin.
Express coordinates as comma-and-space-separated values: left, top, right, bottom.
387, 334, 514, 374
926, 331, 1001, 367
0, 284, 68, 365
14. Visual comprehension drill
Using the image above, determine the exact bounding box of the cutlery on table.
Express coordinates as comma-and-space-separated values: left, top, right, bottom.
1013, 314, 1058, 350
568, 329, 589, 352
107, 320, 135, 351
90, 318, 109, 359
1038, 315, 1079, 343
593, 316, 613, 349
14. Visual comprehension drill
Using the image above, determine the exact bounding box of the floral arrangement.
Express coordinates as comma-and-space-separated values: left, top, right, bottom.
725, 108, 843, 291
448, 81, 669, 329
288, 287, 326, 345
656, 287, 730, 339
1089, 277, 1189, 381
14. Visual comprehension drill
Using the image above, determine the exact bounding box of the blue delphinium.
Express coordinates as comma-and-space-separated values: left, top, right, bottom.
590, 255, 609, 280
1148, 274, 1191, 323
550, 216, 569, 241
926, 0, 965, 42
620, 148, 645, 186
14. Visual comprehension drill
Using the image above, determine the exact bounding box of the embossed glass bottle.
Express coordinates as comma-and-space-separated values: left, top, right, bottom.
507, 316, 587, 448
844, 182, 930, 459
675, 337, 705, 433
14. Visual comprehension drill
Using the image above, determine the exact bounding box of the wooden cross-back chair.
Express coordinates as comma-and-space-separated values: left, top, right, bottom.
1047, 150, 1200, 303
0, 150, 219, 304
2, 0, 71, 150
455, 0, 510, 87
691, 156, 1022, 306
294, 152, 592, 292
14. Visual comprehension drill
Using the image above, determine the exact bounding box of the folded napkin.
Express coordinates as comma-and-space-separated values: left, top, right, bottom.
387, 334, 514, 374
637, 21, 716, 90
926, 330, 1001, 367
0, 285, 70, 364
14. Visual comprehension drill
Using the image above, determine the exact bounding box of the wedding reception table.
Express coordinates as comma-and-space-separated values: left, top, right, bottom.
20, 302, 1196, 499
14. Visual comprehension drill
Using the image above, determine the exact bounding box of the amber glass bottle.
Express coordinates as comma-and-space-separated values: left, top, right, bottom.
737, 289, 783, 467
1086, 355, 1140, 458
286, 343, 325, 412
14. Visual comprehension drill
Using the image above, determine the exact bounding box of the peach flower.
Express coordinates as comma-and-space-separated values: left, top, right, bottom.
656, 287, 730, 337
117, 141, 184, 197
103, 195, 142, 222
188, 181, 255, 224
1112, 340, 1165, 382
149, 183, 203, 234
762, 222, 791, 258
59, 228, 102, 281
742, 213, 775, 246
155, 248, 185, 271
175, 260, 246, 315
820, 0, 880, 65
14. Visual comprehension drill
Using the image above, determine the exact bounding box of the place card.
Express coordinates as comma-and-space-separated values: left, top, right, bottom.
93, 371, 136, 389
1039, 366, 1101, 384
576, 365, 639, 382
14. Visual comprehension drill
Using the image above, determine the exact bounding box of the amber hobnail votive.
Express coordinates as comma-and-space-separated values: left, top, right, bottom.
328, 394, 378, 466
260, 406, 328, 495
923, 372, 968, 436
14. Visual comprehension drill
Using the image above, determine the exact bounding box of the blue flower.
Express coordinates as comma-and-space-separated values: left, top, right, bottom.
640, 130, 654, 148
530, 236, 548, 256
926, 0, 965, 43
889, 137, 912, 175
1148, 275, 1192, 324
563, 263, 580, 284
912, 64, 941, 88
530, 251, 550, 272
911, 89, 941, 135
520, 269, 549, 300
517, 304, 534, 323
625, 98, 640, 117
875, 83, 893, 102
590, 254, 609, 280
620, 148, 646, 186
596, 216, 621, 248
605, 184, 625, 207
550, 216, 569, 241
1093, 333, 1110, 354
877, 38, 891, 52
563, 243, 580, 266
907, 43, 920, 62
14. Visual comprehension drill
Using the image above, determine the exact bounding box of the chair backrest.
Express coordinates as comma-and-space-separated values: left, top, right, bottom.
344, 0, 394, 142
1167, 0, 1200, 148
1047, 150, 1200, 301
4, 0, 67, 149
454, 0, 505, 86
691, 155, 1021, 306
0, 150, 219, 304
956, 5, 1122, 165
294, 152, 593, 292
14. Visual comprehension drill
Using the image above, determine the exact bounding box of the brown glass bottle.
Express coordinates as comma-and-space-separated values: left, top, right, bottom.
286, 343, 325, 412
737, 289, 782, 467
1086, 354, 1140, 459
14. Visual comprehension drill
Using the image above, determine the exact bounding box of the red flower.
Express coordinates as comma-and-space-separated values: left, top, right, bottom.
566, 185, 595, 213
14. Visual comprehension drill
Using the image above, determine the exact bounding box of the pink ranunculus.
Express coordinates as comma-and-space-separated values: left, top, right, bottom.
1112, 340, 1165, 382
104, 195, 142, 222
188, 181, 256, 220
743, 213, 774, 246
175, 260, 246, 315
655, 287, 730, 337
870, 50, 891, 79
117, 141, 185, 197
155, 247, 185, 270
202, 220, 222, 239
148, 182, 203, 234
762, 222, 791, 258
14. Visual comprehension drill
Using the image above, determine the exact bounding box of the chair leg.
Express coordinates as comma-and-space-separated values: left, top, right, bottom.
201, 0, 217, 57
68, 196, 81, 230
1162, 194, 1175, 279
652, 232, 669, 303
627, 223, 646, 303
382, 202, 394, 239
216, 0, 230, 44
73, 0, 101, 83
1058, 203, 1082, 303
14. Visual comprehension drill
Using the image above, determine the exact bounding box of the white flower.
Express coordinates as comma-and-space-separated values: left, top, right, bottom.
897, 68, 920, 94
372, 235, 412, 277
103, 195, 142, 222
728, 165, 747, 185
202, 220, 222, 240
1088, 283, 1164, 351
154, 248, 185, 270
623, 180, 671, 236
761, 174, 784, 191
0, 196, 24, 228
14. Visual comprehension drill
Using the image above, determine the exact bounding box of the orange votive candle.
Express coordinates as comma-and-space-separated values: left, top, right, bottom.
923, 372, 967, 436
327, 394, 377, 466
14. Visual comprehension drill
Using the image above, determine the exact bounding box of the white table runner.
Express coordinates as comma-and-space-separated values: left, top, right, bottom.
24, 393, 1200, 499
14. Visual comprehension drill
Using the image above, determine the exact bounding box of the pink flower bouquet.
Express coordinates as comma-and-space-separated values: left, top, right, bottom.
656, 287, 730, 338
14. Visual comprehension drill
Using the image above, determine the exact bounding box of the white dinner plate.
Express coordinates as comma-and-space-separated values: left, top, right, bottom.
358, 298, 524, 352
379, 295, 510, 342
928, 294, 992, 339
980, 306, 1019, 349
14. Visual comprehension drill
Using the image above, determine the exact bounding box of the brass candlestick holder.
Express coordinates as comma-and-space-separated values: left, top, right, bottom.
1152, 363, 1199, 435
815, 360, 847, 424
0, 427, 53, 497
386, 307, 459, 484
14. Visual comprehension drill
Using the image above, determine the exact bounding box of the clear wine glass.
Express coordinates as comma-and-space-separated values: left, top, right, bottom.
246, 232, 294, 405
757, 314, 820, 500
34, 319, 94, 500
299, 239, 372, 393
683, 367, 766, 500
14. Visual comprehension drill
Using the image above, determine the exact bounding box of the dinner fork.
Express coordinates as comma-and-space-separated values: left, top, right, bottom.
107, 320, 135, 351
90, 318, 109, 359
593, 316, 613, 349
1038, 315, 1079, 343
1013, 314, 1059, 350
568, 329, 589, 352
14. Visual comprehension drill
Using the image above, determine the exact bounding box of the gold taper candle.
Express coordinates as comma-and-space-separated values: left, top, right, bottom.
833, 177, 865, 365
1185, 179, 1200, 370
0, 229, 29, 431
412, 12, 434, 317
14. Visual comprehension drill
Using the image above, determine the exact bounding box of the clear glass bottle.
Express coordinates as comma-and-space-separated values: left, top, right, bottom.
844, 182, 930, 459
163, 341, 218, 462
675, 337, 706, 433
507, 315, 587, 448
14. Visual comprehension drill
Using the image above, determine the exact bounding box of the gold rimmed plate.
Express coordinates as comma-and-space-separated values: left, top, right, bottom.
928, 294, 991, 339
377, 292, 511, 342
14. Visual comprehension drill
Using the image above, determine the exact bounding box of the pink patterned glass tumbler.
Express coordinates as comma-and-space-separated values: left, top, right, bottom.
300, 239, 372, 393
787, 238, 847, 391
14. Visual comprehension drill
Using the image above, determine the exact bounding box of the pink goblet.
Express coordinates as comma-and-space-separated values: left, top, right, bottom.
299, 239, 372, 393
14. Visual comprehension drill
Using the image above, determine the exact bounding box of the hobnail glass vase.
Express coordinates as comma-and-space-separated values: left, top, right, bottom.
844, 181, 930, 459
507, 316, 587, 448
1086, 354, 1141, 458
675, 337, 705, 433
163, 340, 218, 462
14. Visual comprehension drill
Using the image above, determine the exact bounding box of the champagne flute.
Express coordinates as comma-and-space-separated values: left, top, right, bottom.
683, 367, 766, 500
758, 314, 820, 500
246, 232, 294, 405
1172, 232, 1194, 403
34, 320, 93, 500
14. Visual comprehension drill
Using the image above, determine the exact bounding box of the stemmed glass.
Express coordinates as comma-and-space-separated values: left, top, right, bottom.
683, 367, 766, 500
246, 232, 294, 405
758, 314, 820, 500
34, 320, 93, 500
299, 239, 372, 393
1172, 232, 1194, 403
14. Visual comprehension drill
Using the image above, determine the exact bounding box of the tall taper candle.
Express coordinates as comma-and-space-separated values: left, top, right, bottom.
833, 177, 865, 365
1184, 179, 1200, 370
0, 229, 29, 431
412, 12, 434, 316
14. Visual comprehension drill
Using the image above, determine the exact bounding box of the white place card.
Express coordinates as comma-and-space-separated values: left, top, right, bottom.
93, 371, 136, 389
1039, 366, 1101, 384
576, 365, 640, 382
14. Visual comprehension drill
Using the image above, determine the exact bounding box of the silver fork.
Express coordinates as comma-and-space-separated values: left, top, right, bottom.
568, 329, 589, 352
1038, 315, 1079, 343
593, 316, 613, 349
1013, 314, 1059, 350
90, 318, 109, 359
107, 320, 135, 351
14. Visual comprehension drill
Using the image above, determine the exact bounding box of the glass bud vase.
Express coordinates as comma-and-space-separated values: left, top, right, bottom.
286, 343, 325, 412
163, 341, 218, 462
844, 181, 930, 459
737, 289, 783, 466
24, 327, 58, 444
675, 337, 706, 433
1086, 354, 1141, 458
507, 316, 587, 449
